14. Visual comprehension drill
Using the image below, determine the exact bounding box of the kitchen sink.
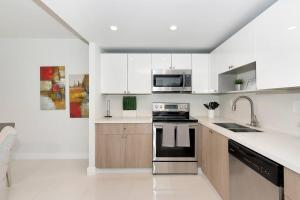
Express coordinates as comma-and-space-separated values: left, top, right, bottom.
214, 123, 262, 133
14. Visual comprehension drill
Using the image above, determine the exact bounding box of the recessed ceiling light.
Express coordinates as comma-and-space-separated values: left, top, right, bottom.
110, 26, 118, 31
288, 26, 297, 30
169, 25, 177, 31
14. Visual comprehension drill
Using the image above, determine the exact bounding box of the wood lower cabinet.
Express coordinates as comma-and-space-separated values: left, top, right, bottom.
284, 168, 300, 200
96, 123, 152, 168
124, 134, 152, 168
96, 133, 125, 168
201, 125, 229, 200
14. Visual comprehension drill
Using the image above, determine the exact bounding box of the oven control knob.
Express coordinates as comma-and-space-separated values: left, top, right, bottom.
179, 104, 186, 110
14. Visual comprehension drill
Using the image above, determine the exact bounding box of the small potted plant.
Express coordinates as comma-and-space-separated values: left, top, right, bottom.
234, 79, 244, 91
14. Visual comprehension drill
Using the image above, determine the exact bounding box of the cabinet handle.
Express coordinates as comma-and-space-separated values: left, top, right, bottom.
124, 90, 127, 94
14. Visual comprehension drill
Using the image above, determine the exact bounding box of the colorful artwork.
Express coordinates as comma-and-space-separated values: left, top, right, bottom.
40, 66, 66, 110
69, 74, 89, 118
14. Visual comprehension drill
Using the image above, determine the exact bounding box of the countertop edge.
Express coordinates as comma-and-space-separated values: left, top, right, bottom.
95, 117, 152, 124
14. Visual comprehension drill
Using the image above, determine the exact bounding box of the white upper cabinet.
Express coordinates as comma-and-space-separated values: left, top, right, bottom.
101, 54, 127, 94
151, 54, 172, 70
171, 54, 192, 69
127, 54, 152, 94
192, 54, 210, 93
230, 21, 255, 68
255, 0, 300, 89
151, 54, 192, 70
210, 20, 255, 76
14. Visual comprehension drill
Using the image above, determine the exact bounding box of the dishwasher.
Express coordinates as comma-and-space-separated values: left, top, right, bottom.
228, 140, 284, 200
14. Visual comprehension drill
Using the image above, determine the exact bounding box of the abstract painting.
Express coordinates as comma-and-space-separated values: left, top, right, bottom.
40, 66, 66, 110
69, 74, 89, 118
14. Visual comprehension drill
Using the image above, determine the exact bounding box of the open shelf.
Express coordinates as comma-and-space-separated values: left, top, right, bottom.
218, 62, 257, 93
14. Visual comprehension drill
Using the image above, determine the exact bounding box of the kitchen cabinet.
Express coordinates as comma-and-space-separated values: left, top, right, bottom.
128, 54, 152, 94
151, 54, 172, 70
198, 124, 202, 167
210, 20, 255, 92
284, 168, 300, 200
201, 125, 229, 200
152, 54, 192, 70
101, 53, 152, 94
192, 54, 210, 93
101, 54, 127, 94
171, 54, 192, 69
255, 0, 300, 89
95, 123, 152, 168
211, 21, 255, 74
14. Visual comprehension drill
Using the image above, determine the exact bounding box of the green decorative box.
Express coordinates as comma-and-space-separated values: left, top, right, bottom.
123, 96, 137, 110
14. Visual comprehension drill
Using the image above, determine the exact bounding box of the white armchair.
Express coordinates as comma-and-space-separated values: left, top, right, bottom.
0, 125, 16, 189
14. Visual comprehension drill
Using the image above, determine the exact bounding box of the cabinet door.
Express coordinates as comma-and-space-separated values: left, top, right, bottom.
128, 54, 152, 94
211, 131, 229, 200
284, 168, 300, 200
101, 54, 127, 94
230, 21, 255, 68
198, 125, 202, 167
171, 54, 192, 69
152, 54, 172, 70
124, 134, 152, 168
96, 134, 125, 168
255, 0, 300, 89
210, 44, 230, 92
95, 124, 125, 168
201, 126, 213, 179
124, 124, 152, 168
192, 54, 210, 93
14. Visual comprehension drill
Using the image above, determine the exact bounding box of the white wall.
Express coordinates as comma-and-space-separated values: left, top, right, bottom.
219, 91, 300, 136
0, 39, 89, 159
100, 94, 219, 118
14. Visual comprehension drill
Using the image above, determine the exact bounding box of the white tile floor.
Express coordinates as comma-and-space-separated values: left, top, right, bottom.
1, 160, 221, 200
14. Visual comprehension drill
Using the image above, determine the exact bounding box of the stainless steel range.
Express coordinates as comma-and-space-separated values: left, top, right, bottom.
152, 102, 198, 174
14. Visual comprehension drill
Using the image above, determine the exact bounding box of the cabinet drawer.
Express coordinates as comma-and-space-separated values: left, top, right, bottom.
96, 124, 123, 135
124, 123, 152, 135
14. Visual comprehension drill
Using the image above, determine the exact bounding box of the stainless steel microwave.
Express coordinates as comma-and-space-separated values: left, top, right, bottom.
152, 69, 192, 93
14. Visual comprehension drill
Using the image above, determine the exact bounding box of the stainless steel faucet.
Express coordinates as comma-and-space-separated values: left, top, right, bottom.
232, 96, 259, 127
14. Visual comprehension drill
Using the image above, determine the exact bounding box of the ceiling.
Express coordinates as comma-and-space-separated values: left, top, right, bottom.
40, 0, 278, 51
0, 0, 76, 38
1, 0, 277, 51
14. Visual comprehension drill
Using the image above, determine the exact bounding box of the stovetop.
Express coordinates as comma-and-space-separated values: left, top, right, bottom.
152, 115, 198, 123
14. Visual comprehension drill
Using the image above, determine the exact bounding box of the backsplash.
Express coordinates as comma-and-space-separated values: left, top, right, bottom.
101, 94, 219, 117
219, 90, 300, 137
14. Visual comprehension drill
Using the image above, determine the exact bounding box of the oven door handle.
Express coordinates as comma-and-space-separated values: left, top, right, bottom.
153, 123, 198, 129
182, 73, 186, 89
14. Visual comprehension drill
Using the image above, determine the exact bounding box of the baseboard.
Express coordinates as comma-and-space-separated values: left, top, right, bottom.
96, 168, 152, 174
96, 168, 202, 174
198, 167, 203, 175
12, 153, 88, 160
87, 166, 96, 176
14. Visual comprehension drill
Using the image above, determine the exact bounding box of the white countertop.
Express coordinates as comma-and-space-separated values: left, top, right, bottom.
196, 116, 300, 174
95, 116, 152, 124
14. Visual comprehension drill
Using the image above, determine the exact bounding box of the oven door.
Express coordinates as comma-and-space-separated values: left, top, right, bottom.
152, 69, 192, 92
153, 123, 198, 161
